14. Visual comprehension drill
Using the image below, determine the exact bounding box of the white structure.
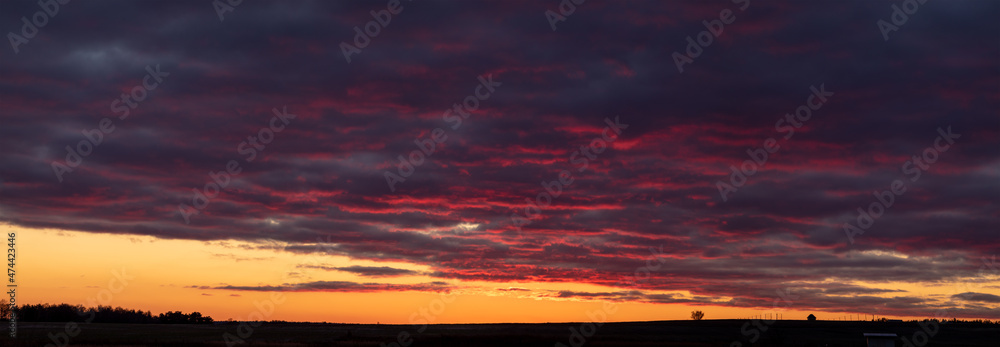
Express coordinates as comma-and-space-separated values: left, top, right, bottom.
863, 333, 897, 347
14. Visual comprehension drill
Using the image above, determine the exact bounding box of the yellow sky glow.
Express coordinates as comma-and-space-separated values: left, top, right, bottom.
11, 224, 995, 323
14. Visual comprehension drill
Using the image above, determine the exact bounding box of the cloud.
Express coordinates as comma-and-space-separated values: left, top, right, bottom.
952, 292, 1000, 303
210, 281, 454, 293
298, 265, 424, 277
0, 0, 998, 319
497, 287, 531, 292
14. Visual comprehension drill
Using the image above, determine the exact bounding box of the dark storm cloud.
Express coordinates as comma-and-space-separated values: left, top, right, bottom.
1, 0, 998, 318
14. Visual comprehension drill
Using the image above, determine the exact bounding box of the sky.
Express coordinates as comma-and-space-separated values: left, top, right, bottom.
1, 0, 999, 324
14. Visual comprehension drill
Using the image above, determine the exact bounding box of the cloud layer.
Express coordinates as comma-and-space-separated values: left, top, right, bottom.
1, 0, 998, 318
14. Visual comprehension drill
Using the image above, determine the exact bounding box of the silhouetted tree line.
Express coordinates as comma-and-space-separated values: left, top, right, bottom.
11, 303, 212, 324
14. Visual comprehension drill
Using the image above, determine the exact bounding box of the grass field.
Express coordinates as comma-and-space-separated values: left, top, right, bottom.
2, 320, 997, 346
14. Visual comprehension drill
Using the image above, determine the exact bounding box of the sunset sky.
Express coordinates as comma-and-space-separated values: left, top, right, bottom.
1, 1, 998, 324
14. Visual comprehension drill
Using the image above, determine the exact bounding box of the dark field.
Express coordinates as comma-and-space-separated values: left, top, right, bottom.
3, 320, 999, 347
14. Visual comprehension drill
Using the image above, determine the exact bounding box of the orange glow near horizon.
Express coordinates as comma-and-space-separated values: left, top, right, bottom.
12, 224, 995, 323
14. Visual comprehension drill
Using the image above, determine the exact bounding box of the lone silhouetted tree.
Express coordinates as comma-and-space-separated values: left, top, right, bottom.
691, 310, 705, 320
807, 314, 816, 321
